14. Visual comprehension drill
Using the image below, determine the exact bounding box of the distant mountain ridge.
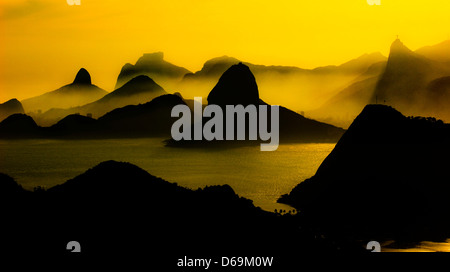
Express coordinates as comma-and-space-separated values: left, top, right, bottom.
115, 52, 192, 90
185, 53, 386, 80
179, 53, 387, 112
373, 39, 450, 117
37, 75, 167, 126
22, 68, 108, 113
0, 99, 24, 121
416, 40, 450, 62
1, 64, 345, 142
310, 39, 450, 128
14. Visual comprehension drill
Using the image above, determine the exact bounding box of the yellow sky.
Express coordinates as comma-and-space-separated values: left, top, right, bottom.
1, 0, 449, 102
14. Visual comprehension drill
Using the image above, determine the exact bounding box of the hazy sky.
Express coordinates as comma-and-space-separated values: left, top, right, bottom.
1, 0, 449, 102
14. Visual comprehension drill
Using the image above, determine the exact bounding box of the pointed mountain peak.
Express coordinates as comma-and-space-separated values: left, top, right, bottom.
72, 68, 92, 85
2, 98, 21, 105
207, 63, 259, 106
389, 39, 413, 55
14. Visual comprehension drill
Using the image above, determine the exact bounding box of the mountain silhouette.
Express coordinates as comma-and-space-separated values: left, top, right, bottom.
38, 75, 167, 126
279, 104, 450, 243
47, 114, 97, 137
115, 52, 191, 90
21, 68, 108, 113
168, 63, 345, 147
207, 63, 260, 106
373, 39, 450, 116
416, 40, 450, 62
183, 56, 253, 79
309, 61, 386, 128
93, 94, 186, 137
0, 114, 41, 138
72, 68, 92, 84
1, 160, 345, 256
425, 76, 450, 118
310, 39, 450, 128
0, 94, 187, 139
0, 99, 25, 121
179, 53, 386, 112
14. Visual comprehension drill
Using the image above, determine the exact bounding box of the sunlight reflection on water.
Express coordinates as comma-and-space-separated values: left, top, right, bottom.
0, 138, 334, 212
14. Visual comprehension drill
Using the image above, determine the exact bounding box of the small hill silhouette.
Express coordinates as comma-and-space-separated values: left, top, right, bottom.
279, 104, 450, 243
95, 94, 187, 137
48, 114, 97, 137
0, 94, 187, 139
0, 114, 41, 138
0, 98, 25, 121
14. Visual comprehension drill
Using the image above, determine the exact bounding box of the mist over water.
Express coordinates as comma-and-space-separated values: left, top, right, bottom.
0, 138, 334, 212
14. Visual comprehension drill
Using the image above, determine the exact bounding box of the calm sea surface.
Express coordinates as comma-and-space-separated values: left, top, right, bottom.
0, 138, 334, 212
1, 138, 449, 252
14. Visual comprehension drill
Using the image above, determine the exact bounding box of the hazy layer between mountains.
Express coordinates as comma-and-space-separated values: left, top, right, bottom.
0, 63, 344, 143
1, 39, 449, 132
115, 39, 450, 129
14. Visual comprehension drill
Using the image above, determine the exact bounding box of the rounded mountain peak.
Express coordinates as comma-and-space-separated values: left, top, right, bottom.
136, 52, 165, 66
207, 63, 260, 106
72, 68, 92, 85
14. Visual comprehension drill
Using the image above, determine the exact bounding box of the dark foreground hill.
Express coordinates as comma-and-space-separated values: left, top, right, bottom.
279, 104, 450, 245
0, 161, 350, 259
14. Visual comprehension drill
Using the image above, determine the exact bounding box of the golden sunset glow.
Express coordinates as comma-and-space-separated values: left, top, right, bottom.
1, 0, 450, 102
